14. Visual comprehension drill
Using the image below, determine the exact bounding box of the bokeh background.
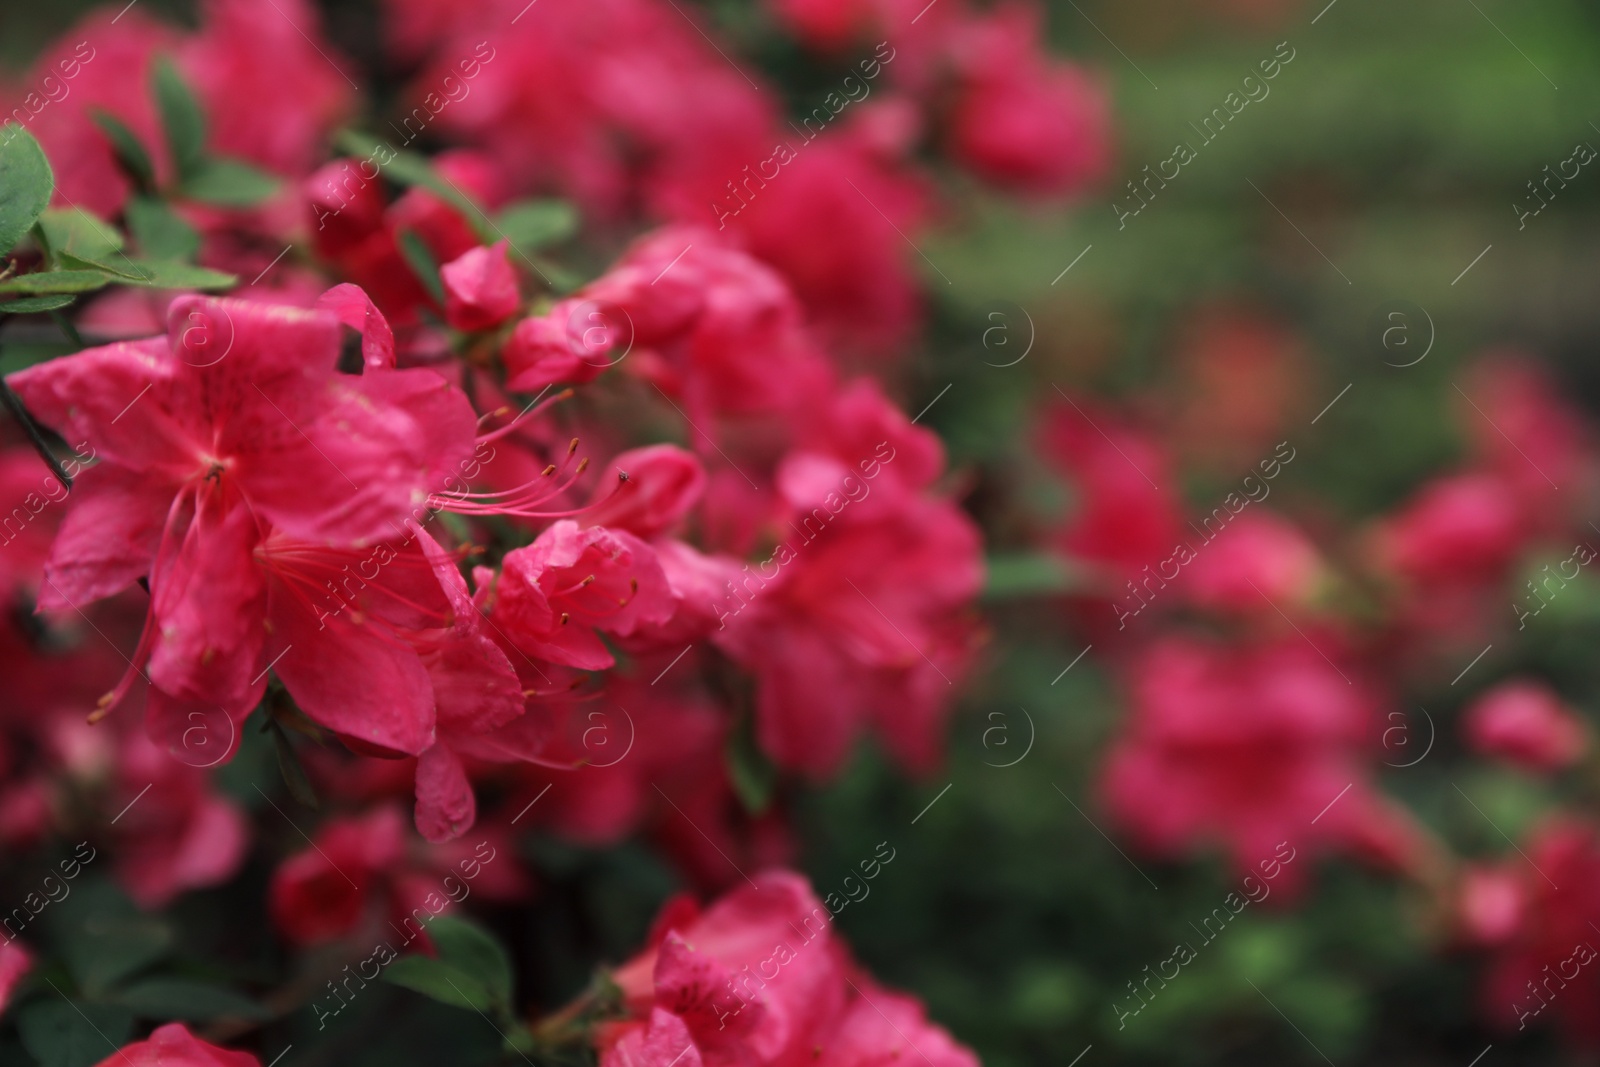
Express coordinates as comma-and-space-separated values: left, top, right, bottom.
5, 1, 1600, 1065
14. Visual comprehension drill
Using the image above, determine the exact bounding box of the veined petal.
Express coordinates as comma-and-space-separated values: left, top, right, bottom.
145, 496, 267, 711
7, 338, 196, 476
239, 369, 476, 545
38, 464, 169, 610
415, 743, 476, 842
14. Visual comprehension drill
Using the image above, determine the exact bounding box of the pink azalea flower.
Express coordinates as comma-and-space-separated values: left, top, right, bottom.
1462, 680, 1590, 774
0, 940, 33, 1018
21, 10, 173, 217
92, 1023, 258, 1067
583, 445, 707, 541
1040, 400, 1184, 593
1375, 472, 1526, 587
180, 0, 356, 178
268, 802, 527, 942
603, 871, 978, 1067
441, 241, 521, 332
1472, 818, 1600, 1044
945, 4, 1113, 195
1184, 510, 1324, 617
8, 293, 479, 757
716, 498, 983, 777
477, 520, 676, 671
111, 731, 249, 909
537, 227, 834, 420
1099, 635, 1422, 891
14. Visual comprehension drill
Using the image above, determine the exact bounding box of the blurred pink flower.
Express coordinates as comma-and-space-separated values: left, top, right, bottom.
1463, 680, 1589, 774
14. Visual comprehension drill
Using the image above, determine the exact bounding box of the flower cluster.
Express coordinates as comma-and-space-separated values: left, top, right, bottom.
1041, 312, 1600, 1044
0, 0, 1116, 1056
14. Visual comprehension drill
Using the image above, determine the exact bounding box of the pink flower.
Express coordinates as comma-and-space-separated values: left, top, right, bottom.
945, 4, 1112, 195
20, 11, 173, 217
1459, 865, 1526, 947
550, 227, 834, 419
502, 301, 614, 393
180, 0, 356, 178
1099, 635, 1412, 890
93, 1023, 258, 1067
268, 803, 526, 942
813, 978, 979, 1067
1375, 473, 1525, 587
1460, 355, 1591, 513
702, 135, 931, 355
583, 445, 708, 541
768, 0, 877, 50
269, 805, 408, 944
716, 498, 983, 776
441, 241, 521, 331
776, 379, 944, 520
0, 940, 33, 1018
1040, 401, 1183, 591
602, 871, 977, 1067
111, 731, 248, 909
1463, 680, 1589, 773
1473, 818, 1600, 1044
386, 0, 775, 220
512, 676, 727, 845
255, 524, 534, 839
1184, 510, 1323, 617
478, 520, 676, 670
9, 293, 479, 754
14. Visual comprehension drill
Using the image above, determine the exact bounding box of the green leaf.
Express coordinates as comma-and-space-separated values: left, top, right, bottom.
0, 339, 74, 375
49, 881, 174, 996
383, 954, 493, 1012
268, 718, 319, 809
37, 207, 125, 261
426, 915, 514, 1010
982, 553, 1086, 599
90, 109, 156, 191
152, 58, 205, 181
496, 199, 579, 252
0, 271, 112, 295
178, 158, 281, 207
58, 252, 152, 281
125, 197, 199, 261
0, 294, 75, 315
726, 718, 776, 815
395, 228, 445, 305
105, 978, 271, 1022
115, 258, 236, 291
17, 1001, 134, 1067
0, 125, 52, 255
